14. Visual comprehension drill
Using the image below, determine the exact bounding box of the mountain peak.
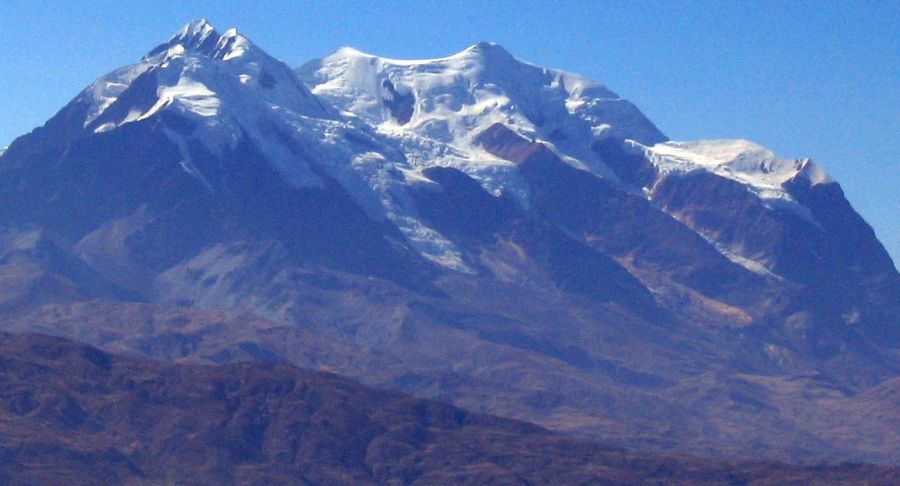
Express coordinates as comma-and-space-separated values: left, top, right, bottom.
170, 18, 219, 51
177, 18, 217, 40
144, 19, 250, 62
71, 18, 331, 187
318, 43, 516, 68
461, 41, 513, 59
301, 38, 667, 172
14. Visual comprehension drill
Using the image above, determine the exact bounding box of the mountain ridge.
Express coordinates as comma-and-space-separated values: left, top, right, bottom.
4, 331, 897, 485
0, 19, 896, 464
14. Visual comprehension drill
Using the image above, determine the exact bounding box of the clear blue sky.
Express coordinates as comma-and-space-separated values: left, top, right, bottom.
1, 0, 897, 264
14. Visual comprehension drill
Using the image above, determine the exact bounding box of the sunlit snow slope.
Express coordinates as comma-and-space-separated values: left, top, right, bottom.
299, 45, 838, 275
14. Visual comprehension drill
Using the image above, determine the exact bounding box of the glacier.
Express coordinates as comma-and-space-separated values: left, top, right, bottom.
58, 19, 838, 274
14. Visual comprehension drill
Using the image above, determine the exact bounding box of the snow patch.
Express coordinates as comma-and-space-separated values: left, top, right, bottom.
82, 64, 154, 126
161, 127, 214, 192
177, 18, 216, 43
141, 75, 220, 120
93, 123, 116, 134
694, 230, 784, 280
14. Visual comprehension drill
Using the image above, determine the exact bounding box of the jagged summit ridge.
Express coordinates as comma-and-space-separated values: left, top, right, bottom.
166, 18, 219, 52
70, 19, 355, 191
84, 19, 327, 130
146, 18, 253, 63
172, 18, 218, 47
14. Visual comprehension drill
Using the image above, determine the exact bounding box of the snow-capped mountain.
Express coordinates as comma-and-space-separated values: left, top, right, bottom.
80, 19, 331, 188
630, 139, 833, 276
0, 20, 897, 463
4, 19, 486, 271
299, 45, 900, 348
640, 139, 831, 215
299, 43, 665, 201
298, 46, 841, 280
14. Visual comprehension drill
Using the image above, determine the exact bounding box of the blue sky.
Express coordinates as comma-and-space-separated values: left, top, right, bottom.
1, 0, 897, 264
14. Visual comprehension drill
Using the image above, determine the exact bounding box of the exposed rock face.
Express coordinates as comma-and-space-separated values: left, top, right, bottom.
0, 20, 897, 464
